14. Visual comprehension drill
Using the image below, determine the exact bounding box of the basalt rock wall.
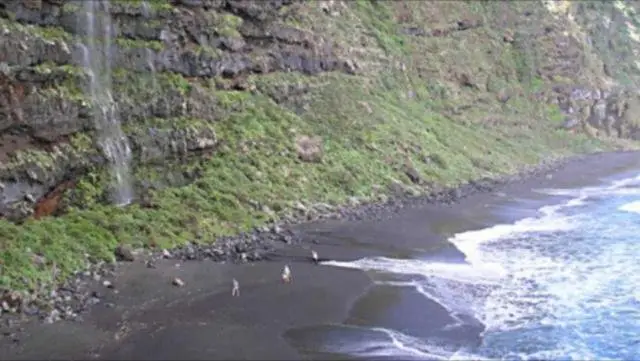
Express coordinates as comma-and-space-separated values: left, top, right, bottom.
0, 0, 355, 220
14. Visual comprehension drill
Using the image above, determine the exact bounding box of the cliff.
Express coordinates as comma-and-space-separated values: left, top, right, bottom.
0, 0, 639, 291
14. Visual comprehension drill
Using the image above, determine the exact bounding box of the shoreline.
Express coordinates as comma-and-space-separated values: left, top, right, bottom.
0, 153, 565, 322
0, 152, 630, 319
2, 150, 640, 359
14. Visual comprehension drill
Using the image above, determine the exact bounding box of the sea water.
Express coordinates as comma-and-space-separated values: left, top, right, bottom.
324, 174, 640, 360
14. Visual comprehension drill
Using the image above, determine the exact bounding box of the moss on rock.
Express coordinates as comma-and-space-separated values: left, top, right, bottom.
114, 38, 164, 51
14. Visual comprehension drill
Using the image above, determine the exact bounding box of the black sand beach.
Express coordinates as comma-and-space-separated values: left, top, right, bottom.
2, 151, 640, 360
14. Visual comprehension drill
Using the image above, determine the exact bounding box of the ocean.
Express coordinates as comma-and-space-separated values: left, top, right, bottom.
319, 173, 640, 360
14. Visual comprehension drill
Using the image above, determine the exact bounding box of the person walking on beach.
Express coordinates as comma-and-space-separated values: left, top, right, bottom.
232, 278, 240, 297
282, 265, 292, 283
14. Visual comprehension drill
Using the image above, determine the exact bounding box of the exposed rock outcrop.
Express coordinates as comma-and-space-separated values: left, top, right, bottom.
549, 86, 640, 139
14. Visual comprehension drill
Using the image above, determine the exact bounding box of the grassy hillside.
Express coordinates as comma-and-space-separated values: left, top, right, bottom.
0, 0, 637, 292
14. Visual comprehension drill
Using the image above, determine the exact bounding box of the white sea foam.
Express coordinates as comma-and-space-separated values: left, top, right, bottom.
618, 200, 640, 214
449, 203, 577, 266
328, 325, 487, 361
324, 257, 504, 285
322, 173, 640, 360
325, 325, 445, 360
537, 173, 640, 200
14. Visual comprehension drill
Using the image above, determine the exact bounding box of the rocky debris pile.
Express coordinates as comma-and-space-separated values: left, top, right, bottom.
0, 259, 117, 330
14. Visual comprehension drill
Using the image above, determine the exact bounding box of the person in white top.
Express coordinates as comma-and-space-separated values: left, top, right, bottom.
232, 278, 240, 297
282, 265, 292, 283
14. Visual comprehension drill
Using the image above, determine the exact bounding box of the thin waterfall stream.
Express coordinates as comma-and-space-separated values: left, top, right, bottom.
80, 0, 134, 206
141, 0, 158, 91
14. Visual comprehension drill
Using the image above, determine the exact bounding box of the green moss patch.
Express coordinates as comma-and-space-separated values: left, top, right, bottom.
1, 133, 96, 178
115, 38, 164, 51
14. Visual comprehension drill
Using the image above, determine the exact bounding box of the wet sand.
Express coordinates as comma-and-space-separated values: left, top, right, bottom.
2, 151, 640, 360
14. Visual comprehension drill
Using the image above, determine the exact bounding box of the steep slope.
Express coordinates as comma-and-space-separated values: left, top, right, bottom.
0, 0, 638, 292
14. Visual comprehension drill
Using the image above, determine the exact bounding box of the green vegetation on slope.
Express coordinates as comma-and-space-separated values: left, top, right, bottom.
0, 71, 611, 291
573, 1, 640, 86
0, 0, 628, 292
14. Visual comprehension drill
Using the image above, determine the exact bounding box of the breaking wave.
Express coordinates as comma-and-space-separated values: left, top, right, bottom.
323, 174, 640, 360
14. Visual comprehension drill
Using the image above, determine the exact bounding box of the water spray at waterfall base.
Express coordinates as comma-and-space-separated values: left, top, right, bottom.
80, 0, 134, 206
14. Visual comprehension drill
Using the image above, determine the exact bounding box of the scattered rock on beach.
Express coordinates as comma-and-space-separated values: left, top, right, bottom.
114, 244, 135, 262
1, 290, 23, 312
43, 309, 61, 324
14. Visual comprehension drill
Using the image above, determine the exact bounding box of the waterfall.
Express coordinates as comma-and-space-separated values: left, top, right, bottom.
141, 1, 158, 91
80, 0, 134, 206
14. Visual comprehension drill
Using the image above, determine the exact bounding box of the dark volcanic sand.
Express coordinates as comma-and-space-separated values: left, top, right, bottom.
2, 151, 640, 360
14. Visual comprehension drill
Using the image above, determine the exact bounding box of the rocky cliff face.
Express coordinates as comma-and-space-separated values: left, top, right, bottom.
0, 0, 356, 220
0, 0, 639, 224
539, 1, 640, 138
